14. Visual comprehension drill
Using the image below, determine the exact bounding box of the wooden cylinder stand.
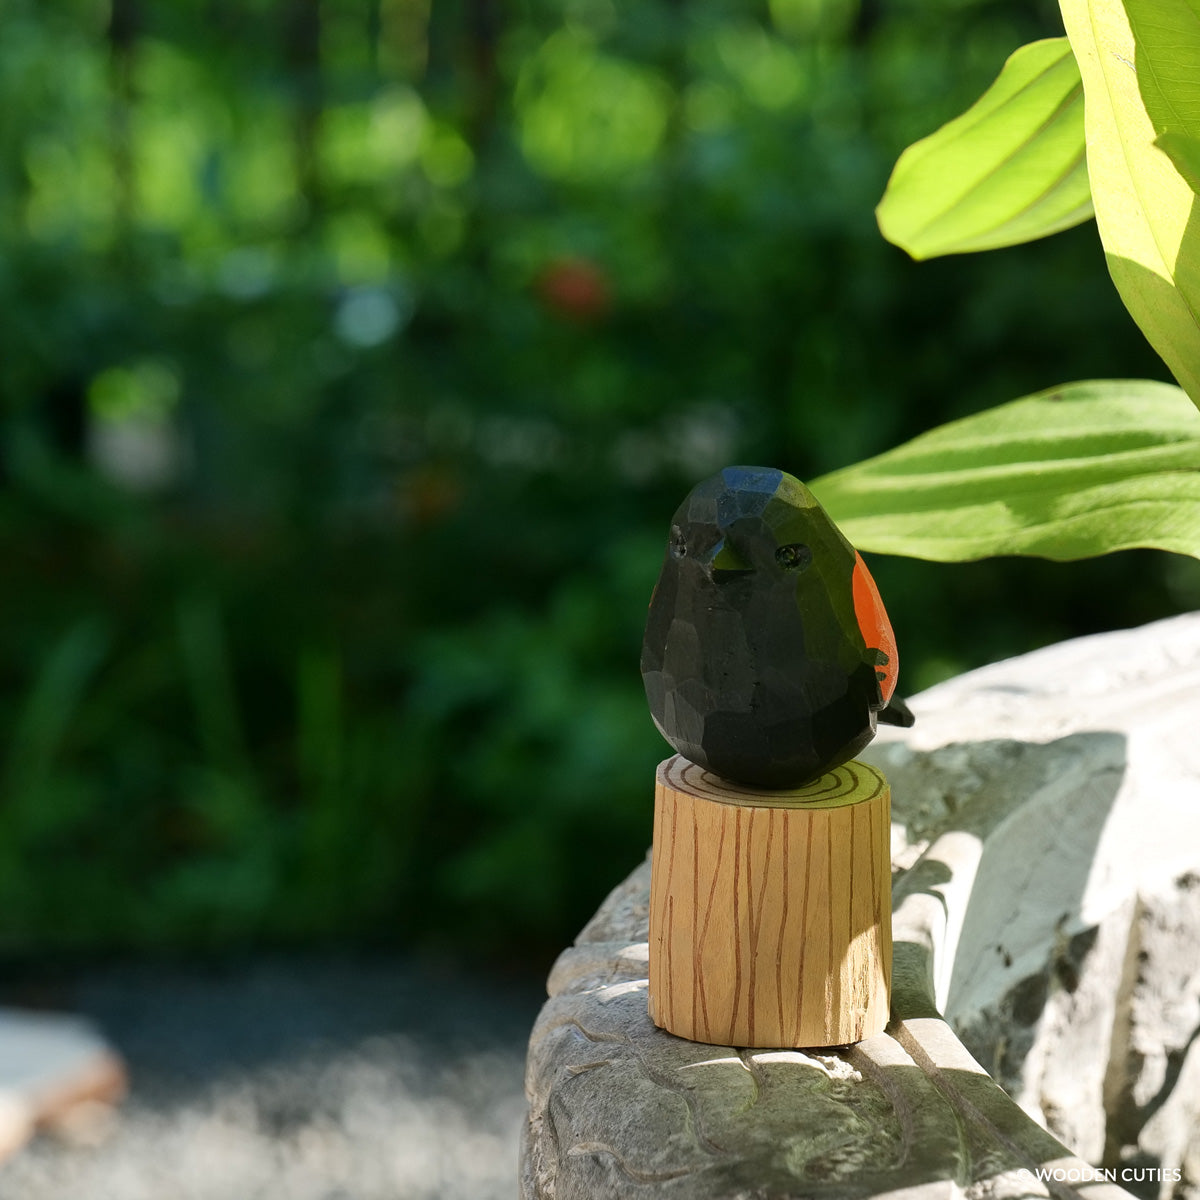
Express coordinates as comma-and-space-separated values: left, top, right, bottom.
648, 754, 891, 1048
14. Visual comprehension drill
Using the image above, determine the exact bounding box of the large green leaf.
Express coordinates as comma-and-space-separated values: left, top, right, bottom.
810, 380, 1200, 561
1059, 0, 1200, 406
876, 38, 1093, 259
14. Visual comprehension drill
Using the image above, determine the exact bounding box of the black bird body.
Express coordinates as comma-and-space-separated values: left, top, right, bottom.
641, 465, 906, 789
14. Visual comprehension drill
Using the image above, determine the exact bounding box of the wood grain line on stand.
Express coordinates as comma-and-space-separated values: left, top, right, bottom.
774, 808, 787, 1041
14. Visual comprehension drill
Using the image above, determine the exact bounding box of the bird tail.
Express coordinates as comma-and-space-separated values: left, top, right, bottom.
877, 694, 915, 728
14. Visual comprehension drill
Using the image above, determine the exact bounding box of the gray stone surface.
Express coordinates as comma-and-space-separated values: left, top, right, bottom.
867, 613, 1200, 1182
524, 863, 1116, 1200
524, 614, 1200, 1199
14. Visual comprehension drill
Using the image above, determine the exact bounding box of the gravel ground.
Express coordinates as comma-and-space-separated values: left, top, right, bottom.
0, 954, 547, 1200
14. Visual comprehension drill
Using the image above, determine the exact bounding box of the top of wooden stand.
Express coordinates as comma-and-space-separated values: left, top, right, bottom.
659, 753, 887, 810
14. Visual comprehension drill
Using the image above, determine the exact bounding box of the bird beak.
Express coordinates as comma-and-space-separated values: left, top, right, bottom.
705, 537, 752, 581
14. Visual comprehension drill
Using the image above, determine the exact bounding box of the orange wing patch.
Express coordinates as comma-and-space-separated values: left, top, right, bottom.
851, 552, 898, 704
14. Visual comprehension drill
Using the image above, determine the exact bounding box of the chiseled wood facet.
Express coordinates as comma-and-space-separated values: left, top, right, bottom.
648, 754, 891, 1048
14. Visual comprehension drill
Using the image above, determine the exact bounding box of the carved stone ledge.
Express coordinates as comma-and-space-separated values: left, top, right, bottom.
522, 614, 1200, 1199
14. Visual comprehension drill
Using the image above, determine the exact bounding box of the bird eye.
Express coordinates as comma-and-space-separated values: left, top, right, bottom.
775, 543, 812, 571
669, 526, 687, 560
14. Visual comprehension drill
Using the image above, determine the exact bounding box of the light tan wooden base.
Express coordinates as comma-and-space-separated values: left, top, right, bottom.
648, 754, 891, 1048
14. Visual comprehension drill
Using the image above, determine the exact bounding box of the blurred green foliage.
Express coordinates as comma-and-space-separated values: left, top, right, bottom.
3, 0, 1199, 957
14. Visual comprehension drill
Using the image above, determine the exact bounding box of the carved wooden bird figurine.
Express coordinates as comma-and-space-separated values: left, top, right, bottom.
641, 465, 912, 789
